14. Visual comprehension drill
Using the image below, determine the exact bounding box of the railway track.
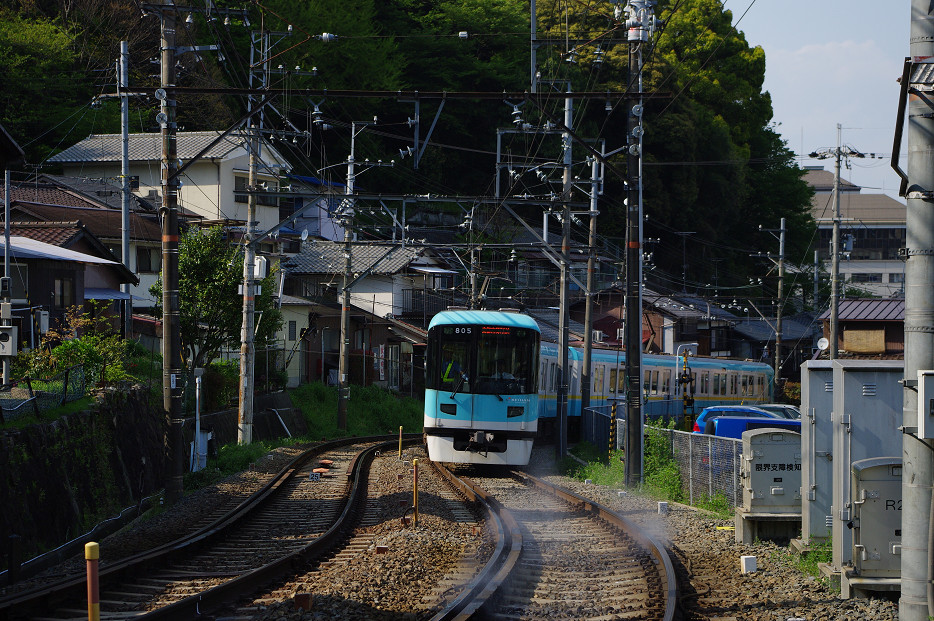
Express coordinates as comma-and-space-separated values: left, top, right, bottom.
430, 465, 678, 621
0, 436, 419, 620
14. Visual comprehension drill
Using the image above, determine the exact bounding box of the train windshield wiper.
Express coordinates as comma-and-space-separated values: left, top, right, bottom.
450, 373, 468, 398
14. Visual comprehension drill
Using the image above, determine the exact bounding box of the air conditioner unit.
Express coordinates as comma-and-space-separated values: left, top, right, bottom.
592, 330, 604, 343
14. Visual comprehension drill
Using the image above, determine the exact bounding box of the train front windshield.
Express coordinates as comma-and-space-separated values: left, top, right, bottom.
428, 324, 539, 396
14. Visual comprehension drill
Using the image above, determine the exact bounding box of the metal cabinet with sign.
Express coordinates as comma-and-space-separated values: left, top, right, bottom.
841, 457, 902, 599
829, 360, 903, 584
734, 428, 802, 544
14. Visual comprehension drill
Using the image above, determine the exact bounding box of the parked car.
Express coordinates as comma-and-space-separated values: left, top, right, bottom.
692, 405, 784, 434
708, 416, 801, 439
757, 403, 801, 419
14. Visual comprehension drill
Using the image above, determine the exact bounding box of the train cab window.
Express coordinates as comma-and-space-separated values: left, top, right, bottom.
610, 368, 618, 392
593, 365, 604, 394
475, 326, 539, 395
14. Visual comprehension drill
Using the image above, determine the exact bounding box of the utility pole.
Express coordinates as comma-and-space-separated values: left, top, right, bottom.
581, 154, 601, 414
555, 83, 573, 459
758, 218, 785, 396
157, 0, 184, 505
899, 3, 934, 618
809, 124, 863, 360
238, 127, 258, 444
675, 230, 695, 292
119, 41, 132, 339
623, 0, 654, 488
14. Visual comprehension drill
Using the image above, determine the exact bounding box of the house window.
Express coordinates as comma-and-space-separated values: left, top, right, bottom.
54, 277, 74, 310
234, 175, 279, 206
850, 273, 882, 283
136, 247, 162, 274
288, 320, 297, 341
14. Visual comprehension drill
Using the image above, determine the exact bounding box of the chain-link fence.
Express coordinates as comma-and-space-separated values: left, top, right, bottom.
585, 411, 744, 508
0, 366, 86, 423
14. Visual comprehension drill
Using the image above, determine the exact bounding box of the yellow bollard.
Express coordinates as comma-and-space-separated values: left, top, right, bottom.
609, 402, 617, 462
86, 542, 100, 621
412, 458, 419, 526
398, 425, 403, 459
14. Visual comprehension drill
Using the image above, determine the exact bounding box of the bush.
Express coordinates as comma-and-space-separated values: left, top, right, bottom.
289, 381, 423, 439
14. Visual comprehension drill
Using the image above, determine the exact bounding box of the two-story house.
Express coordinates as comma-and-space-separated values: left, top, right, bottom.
48, 131, 291, 233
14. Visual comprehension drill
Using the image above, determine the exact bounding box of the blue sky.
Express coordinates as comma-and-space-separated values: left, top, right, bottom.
733, 0, 910, 201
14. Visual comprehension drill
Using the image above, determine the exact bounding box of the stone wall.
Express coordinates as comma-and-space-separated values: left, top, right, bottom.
0, 387, 307, 576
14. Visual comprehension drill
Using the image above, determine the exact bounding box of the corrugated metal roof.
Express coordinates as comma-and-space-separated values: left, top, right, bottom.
0, 236, 119, 264
818, 298, 904, 322
732, 315, 820, 342
48, 131, 284, 164
283, 241, 423, 275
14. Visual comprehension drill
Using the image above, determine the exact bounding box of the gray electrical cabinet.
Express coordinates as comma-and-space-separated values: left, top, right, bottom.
799, 359, 834, 545
830, 360, 903, 576
734, 428, 802, 544
740, 429, 802, 512
842, 457, 902, 599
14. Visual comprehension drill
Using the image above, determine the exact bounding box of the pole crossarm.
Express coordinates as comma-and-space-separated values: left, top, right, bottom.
499, 202, 588, 291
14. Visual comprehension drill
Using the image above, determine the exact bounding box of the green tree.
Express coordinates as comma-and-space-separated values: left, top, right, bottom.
149, 227, 283, 382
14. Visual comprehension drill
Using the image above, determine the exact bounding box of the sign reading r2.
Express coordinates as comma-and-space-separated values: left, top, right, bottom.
886, 499, 902, 511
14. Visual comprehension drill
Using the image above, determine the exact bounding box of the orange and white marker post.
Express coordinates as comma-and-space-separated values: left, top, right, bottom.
86, 541, 100, 621
398, 425, 403, 459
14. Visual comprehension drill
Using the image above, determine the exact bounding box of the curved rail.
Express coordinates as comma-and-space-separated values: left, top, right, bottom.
0, 434, 420, 619
427, 462, 522, 621
429, 465, 677, 621
512, 470, 678, 621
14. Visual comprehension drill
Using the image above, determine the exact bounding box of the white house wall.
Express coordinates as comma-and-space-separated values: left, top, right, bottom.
350, 276, 396, 317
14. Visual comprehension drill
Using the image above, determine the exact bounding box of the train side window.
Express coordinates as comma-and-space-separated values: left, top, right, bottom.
757, 375, 764, 397
660, 370, 670, 395
741, 375, 748, 396
699, 371, 709, 395
643, 369, 650, 393
550, 363, 558, 391
617, 370, 626, 393
609, 368, 618, 392
729, 374, 737, 396
593, 365, 604, 394
651, 370, 659, 395
713, 373, 721, 396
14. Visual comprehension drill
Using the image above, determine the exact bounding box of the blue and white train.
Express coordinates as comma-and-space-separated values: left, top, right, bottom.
424, 309, 774, 465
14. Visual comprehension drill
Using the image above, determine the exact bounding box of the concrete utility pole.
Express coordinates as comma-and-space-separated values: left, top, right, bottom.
809, 125, 864, 360
119, 41, 132, 339
758, 218, 785, 395
158, 0, 184, 505
623, 0, 654, 488
581, 154, 601, 414
237, 128, 258, 444
553, 84, 573, 459
899, 3, 934, 618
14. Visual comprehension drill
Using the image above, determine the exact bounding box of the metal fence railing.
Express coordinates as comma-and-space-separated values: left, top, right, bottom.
584, 412, 743, 508
0, 365, 86, 423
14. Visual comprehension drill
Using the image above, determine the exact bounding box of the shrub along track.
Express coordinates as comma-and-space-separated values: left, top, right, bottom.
0, 436, 420, 620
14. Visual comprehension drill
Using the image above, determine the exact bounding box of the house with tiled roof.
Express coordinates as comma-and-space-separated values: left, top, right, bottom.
279, 241, 452, 389
0, 226, 137, 347
804, 167, 906, 297
48, 131, 291, 232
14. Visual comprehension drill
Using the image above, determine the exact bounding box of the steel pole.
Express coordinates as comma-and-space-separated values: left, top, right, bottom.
120, 41, 132, 339
830, 124, 841, 360
581, 155, 600, 414
901, 4, 934, 619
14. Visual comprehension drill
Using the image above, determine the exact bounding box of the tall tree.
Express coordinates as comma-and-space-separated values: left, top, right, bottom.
150, 227, 282, 382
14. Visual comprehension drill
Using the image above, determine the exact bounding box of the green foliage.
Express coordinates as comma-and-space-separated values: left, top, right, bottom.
12, 302, 130, 390
695, 492, 732, 518
184, 440, 282, 490
202, 360, 240, 412
150, 227, 283, 378
568, 444, 627, 487
289, 381, 423, 439
769, 537, 834, 588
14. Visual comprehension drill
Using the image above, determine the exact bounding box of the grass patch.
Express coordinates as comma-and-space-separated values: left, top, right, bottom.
566, 442, 627, 486
184, 439, 288, 490
695, 492, 732, 518
769, 537, 835, 588
289, 381, 423, 439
